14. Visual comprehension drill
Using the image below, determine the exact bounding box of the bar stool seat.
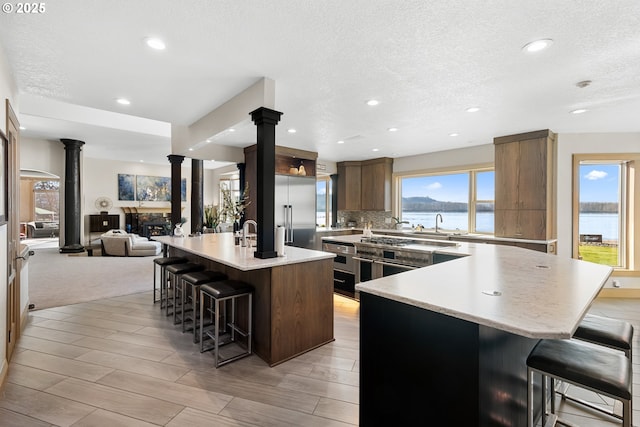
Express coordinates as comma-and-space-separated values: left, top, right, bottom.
553, 313, 634, 419
166, 262, 204, 318
180, 270, 227, 340
527, 339, 632, 427
199, 280, 253, 368
574, 314, 633, 358
153, 256, 187, 305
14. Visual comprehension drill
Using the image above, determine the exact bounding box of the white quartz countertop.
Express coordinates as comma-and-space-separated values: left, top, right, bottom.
154, 233, 334, 271
336, 234, 612, 339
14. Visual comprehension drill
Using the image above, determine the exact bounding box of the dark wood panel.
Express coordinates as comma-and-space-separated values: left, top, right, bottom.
168, 247, 333, 366
360, 158, 392, 211
494, 142, 520, 210
493, 129, 551, 145
270, 259, 334, 363
337, 162, 361, 211
495, 209, 547, 240
518, 138, 547, 210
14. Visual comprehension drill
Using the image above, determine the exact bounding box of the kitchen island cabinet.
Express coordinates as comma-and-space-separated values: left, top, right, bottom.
356, 242, 611, 426
154, 233, 335, 366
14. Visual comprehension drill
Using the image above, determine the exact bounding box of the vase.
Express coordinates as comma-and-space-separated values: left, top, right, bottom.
173, 224, 184, 237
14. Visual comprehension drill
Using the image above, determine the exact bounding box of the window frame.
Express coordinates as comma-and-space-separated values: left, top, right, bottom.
393, 163, 494, 235
572, 154, 639, 272
316, 176, 331, 228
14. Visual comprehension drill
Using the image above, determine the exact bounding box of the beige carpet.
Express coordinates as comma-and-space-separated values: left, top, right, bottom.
28, 247, 154, 310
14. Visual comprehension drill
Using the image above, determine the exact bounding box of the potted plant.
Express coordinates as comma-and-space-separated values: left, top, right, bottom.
203, 204, 220, 232
392, 216, 409, 230
221, 182, 251, 231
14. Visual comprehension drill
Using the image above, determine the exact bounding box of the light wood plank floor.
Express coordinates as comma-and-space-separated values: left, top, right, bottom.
0, 292, 637, 426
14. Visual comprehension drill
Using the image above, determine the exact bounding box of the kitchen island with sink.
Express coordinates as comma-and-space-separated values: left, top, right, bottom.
352, 236, 612, 426
154, 233, 335, 366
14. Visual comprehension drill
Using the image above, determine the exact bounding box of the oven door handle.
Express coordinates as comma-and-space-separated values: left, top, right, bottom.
373, 260, 418, 270
353, 257, 374, 263
333, 278, 347, 284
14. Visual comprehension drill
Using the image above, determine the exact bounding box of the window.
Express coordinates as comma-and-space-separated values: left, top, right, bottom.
316, 177, 331, 228
397, 167, 494, 233
33, 180, 59, 221
573, 155, 639, 270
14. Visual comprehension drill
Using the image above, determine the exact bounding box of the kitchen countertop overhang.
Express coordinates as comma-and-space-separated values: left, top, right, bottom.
326, 233, 612, 339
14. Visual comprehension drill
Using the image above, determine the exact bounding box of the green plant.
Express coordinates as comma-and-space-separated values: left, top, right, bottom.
221, 182, 251, 223
203, 205, 220, 229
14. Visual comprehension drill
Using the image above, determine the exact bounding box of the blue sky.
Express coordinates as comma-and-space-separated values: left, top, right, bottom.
579, 164, 620, 202
402, 173, 470, 202
401, 172, 494, 202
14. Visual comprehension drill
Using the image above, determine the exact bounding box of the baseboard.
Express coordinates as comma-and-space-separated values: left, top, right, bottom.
21, 301, 30, 332
597, 288, 640, 298
0, 358, 8, 390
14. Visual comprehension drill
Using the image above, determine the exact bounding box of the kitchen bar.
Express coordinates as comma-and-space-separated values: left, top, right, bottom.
348, 234, 613, 426
154, 233, 335, 366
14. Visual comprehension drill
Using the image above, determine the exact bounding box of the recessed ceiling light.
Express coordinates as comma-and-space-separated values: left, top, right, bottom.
366, 99, 379, 106
522, 38, 554, 53
288, 129, 297, 133
372, 148, 380, 152
465, 107, 480, 113
229, 128, 236, 132
116, 98, 130, 105
449, 133, 459, 137
139, 160, 144, 163
571, 108, 588, 114
145, 37, 166, 50
19, 126, 26, 130
388, 127, 398, 132
337, 140, 345, 144
188, 148, 194, 151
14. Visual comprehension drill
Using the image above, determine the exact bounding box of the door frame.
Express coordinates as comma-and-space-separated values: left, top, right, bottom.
5, 99, 20, 361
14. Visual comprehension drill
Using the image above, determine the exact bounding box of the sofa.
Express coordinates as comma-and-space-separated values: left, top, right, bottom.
26, 221, 59, 238
100, 229, 161, 256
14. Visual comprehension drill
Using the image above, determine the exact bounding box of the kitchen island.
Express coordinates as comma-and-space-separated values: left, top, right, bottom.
354, 237, 613, 426
154, 233, 335, 366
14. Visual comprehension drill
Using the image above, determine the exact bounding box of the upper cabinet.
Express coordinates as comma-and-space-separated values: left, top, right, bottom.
494, 130, 557, 240
337, 161, 362, 211
337, 157, 393, 211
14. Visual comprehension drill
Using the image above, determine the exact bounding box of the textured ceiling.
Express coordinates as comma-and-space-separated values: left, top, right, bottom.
1, 0, 639, 168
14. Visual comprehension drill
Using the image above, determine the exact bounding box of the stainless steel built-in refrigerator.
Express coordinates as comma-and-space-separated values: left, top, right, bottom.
275, 175, 316, 249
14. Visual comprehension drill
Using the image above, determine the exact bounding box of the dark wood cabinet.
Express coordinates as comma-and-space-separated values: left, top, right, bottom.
494, 130, 556, 240
337, 157, 392, 211
337, 161, 361, 211
89, 214, 119, 233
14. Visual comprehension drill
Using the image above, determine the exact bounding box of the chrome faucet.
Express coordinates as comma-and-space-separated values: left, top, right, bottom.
435, 213, 443, 233
242, 220, 258, 247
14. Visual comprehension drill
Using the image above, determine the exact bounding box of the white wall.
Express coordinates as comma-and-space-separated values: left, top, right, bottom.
557, 133, 640, 289
393, 144, 494, 173
0, 42, 17, 382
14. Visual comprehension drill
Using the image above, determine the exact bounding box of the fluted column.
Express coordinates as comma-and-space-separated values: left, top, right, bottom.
168, 155, 185, 231
250, 107, 282, 259
191, 159, 203, 234
59, 139, 85, 253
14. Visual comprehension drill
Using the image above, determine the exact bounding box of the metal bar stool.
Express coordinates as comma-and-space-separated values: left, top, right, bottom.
165, 262, 204, 319
179, 270, 227, 340
527, 338, 632, 427
199, 280, 253, 368
554, 314, 634, 419
152, 256, 187, 305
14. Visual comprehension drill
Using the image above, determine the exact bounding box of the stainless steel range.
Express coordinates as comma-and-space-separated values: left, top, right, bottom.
354, 236, 434, 283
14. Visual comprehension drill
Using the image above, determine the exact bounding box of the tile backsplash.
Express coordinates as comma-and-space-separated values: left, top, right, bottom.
337, 210, 397, 230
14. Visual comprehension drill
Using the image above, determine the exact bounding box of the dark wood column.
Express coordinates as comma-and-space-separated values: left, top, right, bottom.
59, 138, 85, 253
168, 155, 185, 231
191, 158, 203, 234
250, 107, 282, 259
